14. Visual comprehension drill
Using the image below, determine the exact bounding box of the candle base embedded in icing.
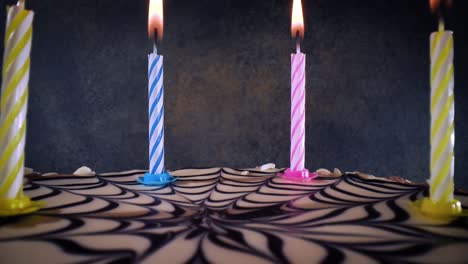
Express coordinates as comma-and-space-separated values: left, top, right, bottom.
419, 197, 462, 217
138, 171, 176, 186
278, 168, 318, 182
0, 195, 44, 217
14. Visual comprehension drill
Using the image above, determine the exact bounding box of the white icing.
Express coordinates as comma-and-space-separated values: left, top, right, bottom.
259, 163, 275, 171
333, 168, 342, 175
42, 172, 59, 176
73, 166, 95, 176
316, 168, 331, 176
24, 167, 33, 175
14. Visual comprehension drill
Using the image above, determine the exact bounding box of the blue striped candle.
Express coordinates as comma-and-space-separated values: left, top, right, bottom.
148, 51, 164, 175
138, 0, 175, 185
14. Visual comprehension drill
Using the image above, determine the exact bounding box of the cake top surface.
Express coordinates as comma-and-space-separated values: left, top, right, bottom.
0, 167, 467, 263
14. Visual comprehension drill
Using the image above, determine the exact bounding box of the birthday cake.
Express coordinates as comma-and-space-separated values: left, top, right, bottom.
0, 167, 467, 263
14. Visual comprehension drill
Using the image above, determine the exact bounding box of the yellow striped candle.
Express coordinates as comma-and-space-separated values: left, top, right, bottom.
429, 21, 454, 203
0, 0, 42, 216
421, 20, 461, 216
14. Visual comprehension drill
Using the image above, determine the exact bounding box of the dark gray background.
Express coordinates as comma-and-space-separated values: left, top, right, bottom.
0, 0, 467, 186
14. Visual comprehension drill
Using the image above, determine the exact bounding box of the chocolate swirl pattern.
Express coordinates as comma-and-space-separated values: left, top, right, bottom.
0, 168, 467, 263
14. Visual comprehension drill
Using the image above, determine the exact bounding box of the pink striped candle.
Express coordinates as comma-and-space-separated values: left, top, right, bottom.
290, 45, 306, 171
280, 0, 317, 182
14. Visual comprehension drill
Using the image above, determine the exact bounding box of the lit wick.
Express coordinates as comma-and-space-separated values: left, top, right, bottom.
295, 30, 301, 53
430, 0, 452, 32
438, 17, 445, 32
153, 28, 159, 53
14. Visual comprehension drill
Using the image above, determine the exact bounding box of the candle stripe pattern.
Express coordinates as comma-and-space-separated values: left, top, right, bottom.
429, 31, 455, 203
0, 6, 33, 199
148, 53, 165, 175
290, 52, 306, 171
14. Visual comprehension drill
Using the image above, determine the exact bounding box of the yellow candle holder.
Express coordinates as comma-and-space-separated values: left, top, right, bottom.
419, 197, 462, 218
0, 194, 43, 217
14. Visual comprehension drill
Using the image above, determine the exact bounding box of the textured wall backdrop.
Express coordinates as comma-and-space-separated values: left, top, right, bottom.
0, 0, 467, 186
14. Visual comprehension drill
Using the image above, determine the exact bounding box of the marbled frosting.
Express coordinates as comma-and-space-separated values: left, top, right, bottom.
0, 168, 467, 263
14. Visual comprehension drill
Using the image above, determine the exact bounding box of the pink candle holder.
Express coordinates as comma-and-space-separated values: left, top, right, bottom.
278, 168, 318, 182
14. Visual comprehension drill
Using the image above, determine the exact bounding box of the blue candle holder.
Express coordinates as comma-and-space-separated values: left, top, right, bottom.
137, 171, 176, 186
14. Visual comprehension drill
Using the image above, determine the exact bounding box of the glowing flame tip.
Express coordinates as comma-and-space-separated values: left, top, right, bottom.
291, 0, 304, 38
148, 0, 164, 40
429, 0, 453, 14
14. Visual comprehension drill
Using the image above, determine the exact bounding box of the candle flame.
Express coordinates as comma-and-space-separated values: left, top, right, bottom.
291, 0, 304, 39
430, 0, 453, 13
148, 0, 163, 40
